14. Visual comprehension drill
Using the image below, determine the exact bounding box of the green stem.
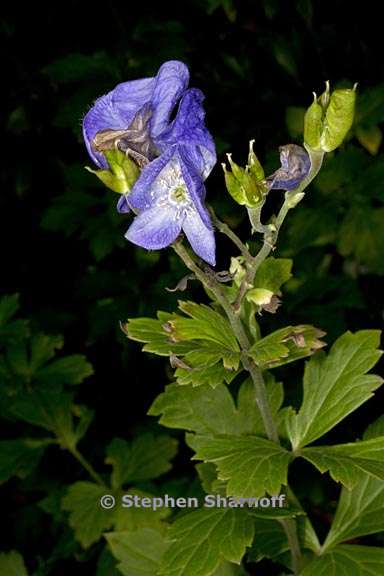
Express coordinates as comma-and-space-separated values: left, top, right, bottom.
241, 148, 325, 305
209, 207, 254, 265
282, 518, 303, 574
172, 241, 279, 443
67, 444, 106, 486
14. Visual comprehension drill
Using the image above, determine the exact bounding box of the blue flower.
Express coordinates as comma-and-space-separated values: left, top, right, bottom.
83, 61, 217, 265
267, 144, 310, 190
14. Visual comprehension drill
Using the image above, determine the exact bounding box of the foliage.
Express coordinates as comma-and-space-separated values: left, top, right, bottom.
2, 2, 384, 575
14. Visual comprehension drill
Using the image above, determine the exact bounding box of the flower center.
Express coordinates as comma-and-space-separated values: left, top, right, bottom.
169, 185, 188, 204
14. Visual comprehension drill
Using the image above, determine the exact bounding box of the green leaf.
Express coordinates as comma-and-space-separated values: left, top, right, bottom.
0, 294, 29, 346
6, 332, 63, 381
355, 83, 384, 127
62, 482, 115, 548
125, 306, 241, 384
35, 354, 94, 385
62, 483, 169, 549
10, 388, 93, 448
301, 437, 384, 489
169, 301, 240, 352
96, 547, 121, 576
0, 294, 29, 345
285, 106, 305, 139
105, 433, 178, 489
42, 51, 119, 83
0, 293, 20, 326
181, 342, 241, 372
356, 124, 382, 155
247, 518, 289, 562
41, 181, 125, 261
29, 332, 64, 373
0, 438, 52, 484
4, 330, 92, 387
300, 545, 384, 575
174, 361, 239, 388
322, 419, 384, 550
106, 527, 168, 576
252, 258, 292, 294
188, 434, 291, 498
124, 315, 197, 357
111, 489, 169, 533
0, 550, 28, 576
364, 415, 384, 439
159, 508, 254, 576
211, 563, 247, 576
338, 207, 384, 275
286, 330, 383, 450
248, 325, 326, 369
149, 377, 283, 437
323, 473, 384, 549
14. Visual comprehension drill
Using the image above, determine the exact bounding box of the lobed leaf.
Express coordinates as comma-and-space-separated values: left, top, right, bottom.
158, 508, 254, 576
301, 437, 384, 489
149, 377, 283, 437
286, 330, 382, 450
300, 544, 384, 575
188, 434, 291, 498
105, 433, 178, 489
248, 325, 325, 369
322, 417, 384, 549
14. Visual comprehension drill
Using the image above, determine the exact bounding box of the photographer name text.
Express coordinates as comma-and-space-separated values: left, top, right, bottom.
100, 493, 286, 510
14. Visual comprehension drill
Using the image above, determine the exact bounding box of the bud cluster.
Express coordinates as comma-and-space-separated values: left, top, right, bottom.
222, 140, 269, 208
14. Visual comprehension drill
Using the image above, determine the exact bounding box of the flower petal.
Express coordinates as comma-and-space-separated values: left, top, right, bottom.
125, 205, 182, 250
157, 88, 216, 178
111, 77, 154, 120
182, 209, 216, 266
116, 194, 131, 214
150, 61, 190, 139
268, 144, 311, 190
178, 146, 212, 229
127, 148, 175, 211
83, 78, 154, 168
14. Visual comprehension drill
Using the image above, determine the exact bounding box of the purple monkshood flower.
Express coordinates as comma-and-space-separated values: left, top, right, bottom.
267, 144, 311, 191
83, 60, 217, 265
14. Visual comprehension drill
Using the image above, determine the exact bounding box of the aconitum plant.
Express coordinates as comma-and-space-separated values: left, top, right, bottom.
84, 61, 383, 575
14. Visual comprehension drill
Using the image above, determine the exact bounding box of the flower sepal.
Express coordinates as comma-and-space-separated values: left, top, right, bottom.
85, 149, 140, 194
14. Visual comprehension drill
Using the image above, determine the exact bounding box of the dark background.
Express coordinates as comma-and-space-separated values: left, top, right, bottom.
2, 0, 384, 573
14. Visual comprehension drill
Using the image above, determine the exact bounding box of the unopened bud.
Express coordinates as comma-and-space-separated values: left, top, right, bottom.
267, 144, 311, 190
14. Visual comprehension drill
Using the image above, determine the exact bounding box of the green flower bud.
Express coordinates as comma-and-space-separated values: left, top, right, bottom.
85, 149, 140, 194
222, 141, 268, 208
247, 139, 265, 181
304, 81, 357, 153
304, 94, 324, 150
246, 288, 274, 306
321, 87, 357, 152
